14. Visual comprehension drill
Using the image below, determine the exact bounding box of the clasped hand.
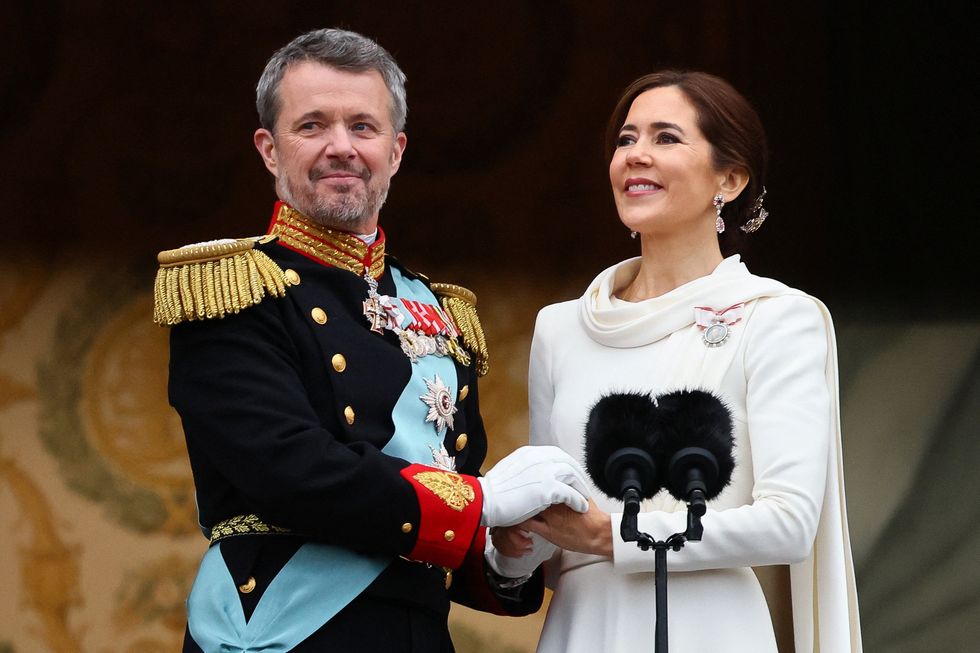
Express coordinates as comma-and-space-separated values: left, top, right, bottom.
493, 499, 613, 559
480, 446, 612, 579
478, 445, 591, 527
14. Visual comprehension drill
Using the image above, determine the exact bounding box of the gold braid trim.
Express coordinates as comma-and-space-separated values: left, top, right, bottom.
270, 203, 386, 279
431, 282, 490, 377
153, 238, 293, 326
275, 224, 367, 274
209, 514, 292, 545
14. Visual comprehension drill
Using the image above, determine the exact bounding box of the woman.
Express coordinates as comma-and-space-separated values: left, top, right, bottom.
486, 71, 862, 652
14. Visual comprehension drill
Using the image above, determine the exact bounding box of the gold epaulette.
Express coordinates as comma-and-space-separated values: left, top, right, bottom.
153, 236, 294, 326
431, 282, 490, 377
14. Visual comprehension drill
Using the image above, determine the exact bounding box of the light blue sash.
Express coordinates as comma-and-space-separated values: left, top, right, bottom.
188, 543, 389, 652
187, 267, 460, 652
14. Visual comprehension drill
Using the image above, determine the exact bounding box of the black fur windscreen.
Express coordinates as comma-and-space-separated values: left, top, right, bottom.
583, 392, 661, 499
655, 389, 736, 500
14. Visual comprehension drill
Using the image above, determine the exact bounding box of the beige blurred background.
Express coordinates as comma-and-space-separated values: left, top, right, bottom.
1, 3, 976, 652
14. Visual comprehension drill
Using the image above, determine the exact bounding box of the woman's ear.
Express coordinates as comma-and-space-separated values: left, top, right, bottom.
719, 166, 749, 202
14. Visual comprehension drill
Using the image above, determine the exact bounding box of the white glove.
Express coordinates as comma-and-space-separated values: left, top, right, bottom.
485, 529, 558, 579
478, 445, 590, 527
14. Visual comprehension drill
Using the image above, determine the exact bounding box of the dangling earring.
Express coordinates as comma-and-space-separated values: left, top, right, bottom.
630, 231, 638, 239
713, 194, 725, 234
740, 186, 769, 233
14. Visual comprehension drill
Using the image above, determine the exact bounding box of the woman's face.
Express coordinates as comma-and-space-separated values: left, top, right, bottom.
609, 86, 726, 238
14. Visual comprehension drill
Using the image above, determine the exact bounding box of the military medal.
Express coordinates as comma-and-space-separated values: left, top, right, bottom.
362, 271, 468, 364
429, 443, 457, 472
694, 303, 744, 347
363, 301, 388, 334
702, 323, 730, 347
420, 375, 457, 433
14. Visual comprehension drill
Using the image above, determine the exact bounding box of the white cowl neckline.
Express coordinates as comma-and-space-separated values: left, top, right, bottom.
579, 254, 792, 348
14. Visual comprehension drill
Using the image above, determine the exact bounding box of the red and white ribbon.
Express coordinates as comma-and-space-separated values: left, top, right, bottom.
400, 298, 458, 338
694, 303, 744, 330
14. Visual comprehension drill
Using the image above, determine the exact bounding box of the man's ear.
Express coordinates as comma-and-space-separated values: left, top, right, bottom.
389, 132, 407, 175
254, 128, 278, 176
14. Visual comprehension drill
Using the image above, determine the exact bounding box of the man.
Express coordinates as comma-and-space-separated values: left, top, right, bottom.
155, 28, 588, 652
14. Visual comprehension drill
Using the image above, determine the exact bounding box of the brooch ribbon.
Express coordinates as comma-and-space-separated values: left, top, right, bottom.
694, 303, 744, 347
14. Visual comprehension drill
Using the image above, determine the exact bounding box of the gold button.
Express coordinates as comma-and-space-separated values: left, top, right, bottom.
311, 307, 328, 324
444, 530, 455, 542
401, 522, 413, 534
444, 569, 453, 590
344, 405, 355, 425
284, 268, 301, 285
331, 354, 347, 372
238, 577, 256, 594
458, 385, 469, 401
455, 433, 468, 452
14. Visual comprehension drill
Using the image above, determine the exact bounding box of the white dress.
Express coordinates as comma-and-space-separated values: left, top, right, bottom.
529, 256, 862, 653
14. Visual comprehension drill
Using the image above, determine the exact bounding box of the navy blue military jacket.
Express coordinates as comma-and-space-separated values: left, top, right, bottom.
165, 229, 541, 622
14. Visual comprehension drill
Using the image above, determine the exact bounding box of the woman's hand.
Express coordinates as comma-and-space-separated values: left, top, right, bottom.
486, 525, 558, 579
525, 499, 613, 557
490, 525, 533, 558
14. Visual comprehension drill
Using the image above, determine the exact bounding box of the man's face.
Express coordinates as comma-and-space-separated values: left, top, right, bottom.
254, 61, 406, 233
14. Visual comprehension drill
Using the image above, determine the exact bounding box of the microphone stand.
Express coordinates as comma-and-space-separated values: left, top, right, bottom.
619, 482, 709, 652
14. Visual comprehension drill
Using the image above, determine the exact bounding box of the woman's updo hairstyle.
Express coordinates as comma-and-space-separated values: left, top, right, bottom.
606, 71, 769, 250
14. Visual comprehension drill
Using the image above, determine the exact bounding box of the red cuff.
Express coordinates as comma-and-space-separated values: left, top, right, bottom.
401, 464, 483, 569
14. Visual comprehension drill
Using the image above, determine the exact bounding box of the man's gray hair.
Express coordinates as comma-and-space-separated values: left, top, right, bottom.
256, 28, 407, 133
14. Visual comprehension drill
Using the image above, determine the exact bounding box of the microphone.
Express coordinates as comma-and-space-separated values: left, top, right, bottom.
654, 389, 735, 519
583, 389, 735, 653
584, 392, 662, 542
583, 392, 663, 502
583, 389, 735, 544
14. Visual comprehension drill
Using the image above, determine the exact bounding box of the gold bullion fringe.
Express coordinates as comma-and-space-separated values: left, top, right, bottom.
154, 240, 293, 326
209, 514, 292, 545
431, 283, 490, 377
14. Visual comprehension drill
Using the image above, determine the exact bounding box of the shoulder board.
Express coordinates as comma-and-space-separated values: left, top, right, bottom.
430, 282, 489, 377
153, 235, 294, 326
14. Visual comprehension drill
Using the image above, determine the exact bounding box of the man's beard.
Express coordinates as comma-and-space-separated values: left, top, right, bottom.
278, 161, 389, 231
